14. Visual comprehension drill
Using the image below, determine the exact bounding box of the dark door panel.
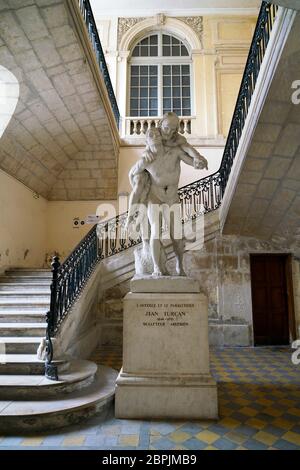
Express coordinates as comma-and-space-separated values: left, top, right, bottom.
250, 255, 289, 346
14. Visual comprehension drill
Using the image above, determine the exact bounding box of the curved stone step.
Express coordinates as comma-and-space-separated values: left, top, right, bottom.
0, 360, 98, 399
0, 354, 65, 375
0, 337, 41, 354
0, 278, 51, 285
0, 323, 46, 337
0, 365, 117, 433
5, 269, 51, 277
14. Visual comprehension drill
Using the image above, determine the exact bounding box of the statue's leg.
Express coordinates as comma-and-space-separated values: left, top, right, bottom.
165, 203, 186, 276
148, 202, 163, 276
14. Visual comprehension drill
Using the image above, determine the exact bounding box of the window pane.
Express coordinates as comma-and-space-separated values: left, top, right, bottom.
140, 76, 148, 86
141, 37, 149, 46
172, 37, 179, 45
172, 65, 180, 75
132, 47, 139, 57
182, 65, 189, 74
149, 109, 157, 116
182, 98, 190, 108
131, 109, 138, 116
149, 88, 157, 97
140, 88, 148, 97
140, 99, 148, 108
150, 35, 158, 44
130, 99, 138, 108
163, 34, 170, 44
149, 99, 157, 109
163, 76, 171, 86
173, 98, 181, 108
173, 108, 181, 115
150, 46, 158, 56
172, 46, 180, 56
182, 76, 190, 85
131, 77, 138, 86
181, 45, 189, 56
131, 88, 138, 97
141, 46, 148, 57
163, 98, 171, 108
182, 87, 190, 97
163, 87, 171, 97
182, 108, 191, 116
163, 46, 171, 56
173, 87, 180, 97
140, 66, 148, 75
131, 66, 139, 75
163, 65, 171, 75
150, 76, 157, 86
140, 109, 147, 116
172, 76, 180, 86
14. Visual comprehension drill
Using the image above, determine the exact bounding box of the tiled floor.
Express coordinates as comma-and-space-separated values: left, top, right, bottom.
0, 347, 299, 450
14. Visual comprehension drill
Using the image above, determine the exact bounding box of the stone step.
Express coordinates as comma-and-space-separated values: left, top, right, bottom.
0, 323, 46, 337
5, 269, 51, 277
6, 268, 50, 272
0, 275, 52, 283
0, 303, 49, 312
0, 360, 97, 399
0, 293, 50, 302
0, 278, 51, 285
0, 365, 117, 432
0, 337, 41, 354
0, 312, 45, 323
0, 354, 65, 375
0, 285, 51, 293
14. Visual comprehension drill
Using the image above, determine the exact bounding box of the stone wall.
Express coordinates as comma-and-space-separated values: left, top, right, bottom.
97, 234, 300, 350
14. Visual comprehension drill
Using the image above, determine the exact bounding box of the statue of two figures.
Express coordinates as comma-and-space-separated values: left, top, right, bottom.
126, 112, 208, 277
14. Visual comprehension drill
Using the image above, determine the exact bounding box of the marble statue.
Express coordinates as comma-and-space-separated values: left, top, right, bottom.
127, 112, 208, 277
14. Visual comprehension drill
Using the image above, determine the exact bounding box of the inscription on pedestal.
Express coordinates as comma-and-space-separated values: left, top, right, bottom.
137, 302, 194, 327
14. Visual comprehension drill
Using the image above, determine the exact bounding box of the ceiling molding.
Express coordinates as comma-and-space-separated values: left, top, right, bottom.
95, 8, 259, 18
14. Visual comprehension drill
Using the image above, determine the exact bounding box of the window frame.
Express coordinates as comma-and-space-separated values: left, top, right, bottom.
128, 31, 193, 118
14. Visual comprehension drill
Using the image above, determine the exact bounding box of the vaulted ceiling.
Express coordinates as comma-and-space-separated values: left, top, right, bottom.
0, 0, 118, 201
223, 12, 300, 252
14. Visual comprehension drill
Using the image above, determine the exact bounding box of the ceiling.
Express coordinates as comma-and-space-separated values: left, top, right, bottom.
223, 12, 300, 254
90, 0, 261, 16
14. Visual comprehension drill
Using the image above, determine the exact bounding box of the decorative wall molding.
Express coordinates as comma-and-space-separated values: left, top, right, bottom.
118, 17, 146, 46
176, 16, 203, 47
118, 14, 203, 49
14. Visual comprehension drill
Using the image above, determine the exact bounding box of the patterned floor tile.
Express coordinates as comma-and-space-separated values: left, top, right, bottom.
0, 347, 298, 450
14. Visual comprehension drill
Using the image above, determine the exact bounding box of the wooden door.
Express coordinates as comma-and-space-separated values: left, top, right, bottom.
250, 255, 290, 346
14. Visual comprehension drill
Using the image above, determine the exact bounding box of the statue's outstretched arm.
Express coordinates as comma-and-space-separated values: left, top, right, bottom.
179, 142, 208, 170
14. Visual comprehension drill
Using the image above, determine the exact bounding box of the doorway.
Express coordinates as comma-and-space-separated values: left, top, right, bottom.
250, 254, 295, 346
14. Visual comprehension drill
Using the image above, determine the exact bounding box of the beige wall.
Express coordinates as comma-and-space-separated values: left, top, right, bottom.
46, 200, 118, 264
0, 170, 47, 273
118, 145, 223, 194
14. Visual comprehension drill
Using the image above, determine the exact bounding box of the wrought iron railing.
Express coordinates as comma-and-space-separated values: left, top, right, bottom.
78, 0, 120, 128
45, 1, 279, 379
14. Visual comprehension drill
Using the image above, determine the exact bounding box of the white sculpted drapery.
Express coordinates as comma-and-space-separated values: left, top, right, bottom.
127, 112, 208, 277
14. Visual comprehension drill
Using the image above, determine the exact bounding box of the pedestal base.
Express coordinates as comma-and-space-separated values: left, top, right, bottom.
115, 369, 218, 419
115, 277, 218, 420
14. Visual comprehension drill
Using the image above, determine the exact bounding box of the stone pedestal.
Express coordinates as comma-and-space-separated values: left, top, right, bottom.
115, 276, 218, 419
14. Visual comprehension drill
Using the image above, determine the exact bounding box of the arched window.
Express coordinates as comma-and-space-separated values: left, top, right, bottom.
129, 32, 191, 117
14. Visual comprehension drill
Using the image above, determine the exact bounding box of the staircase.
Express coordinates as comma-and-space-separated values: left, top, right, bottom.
0, 268, 117, 433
